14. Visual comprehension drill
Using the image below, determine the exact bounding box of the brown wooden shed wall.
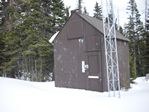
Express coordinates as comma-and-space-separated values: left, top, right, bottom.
54, 12, 130, 92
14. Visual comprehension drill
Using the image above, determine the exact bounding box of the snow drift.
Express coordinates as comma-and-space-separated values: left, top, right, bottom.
0, 77, 149, 112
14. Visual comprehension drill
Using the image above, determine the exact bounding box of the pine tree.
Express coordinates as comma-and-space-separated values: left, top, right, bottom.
124, 0, 137, 79
134, 8, 146, 76
50, 0, 66, 33
83, 7, 88, 15
0, 34, 5, 76
78, 0, 82, 13
64, 6, 70, 21
124, 0, 145, 78
0, 1, 5, 75
0, 1, 2, 25
93, 2, 102, 20
0, 0, 9, 30
18, 0, 66, 81
0, 0, 67, 81
144, 24, 149, 74
119, 26, 124, 35
0, 0, 21, 77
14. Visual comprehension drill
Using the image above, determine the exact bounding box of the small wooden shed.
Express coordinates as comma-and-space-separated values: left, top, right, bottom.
51, 11, 130, 92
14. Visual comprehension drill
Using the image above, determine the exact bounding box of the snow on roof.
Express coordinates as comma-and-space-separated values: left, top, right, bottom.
49, 32, 59, 43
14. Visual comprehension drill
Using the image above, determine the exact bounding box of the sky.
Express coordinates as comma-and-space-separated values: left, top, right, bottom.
62, 0, 145, 27
0, 0, 145, 27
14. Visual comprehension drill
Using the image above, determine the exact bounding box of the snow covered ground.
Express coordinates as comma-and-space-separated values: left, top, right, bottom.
0, 77, 149, 112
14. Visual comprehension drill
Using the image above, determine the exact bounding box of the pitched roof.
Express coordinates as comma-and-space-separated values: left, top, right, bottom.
49, 11, 129, 43
76, 12, 129, 42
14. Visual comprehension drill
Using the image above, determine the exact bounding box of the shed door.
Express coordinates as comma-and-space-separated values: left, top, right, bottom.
86, 52, 102, 91
85, 36, 103, 91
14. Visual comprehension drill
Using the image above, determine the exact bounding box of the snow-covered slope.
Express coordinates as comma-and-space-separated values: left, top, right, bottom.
0, 77, 149, 112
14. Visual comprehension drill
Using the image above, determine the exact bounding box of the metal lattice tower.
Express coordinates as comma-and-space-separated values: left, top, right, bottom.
145, 0, 149, 31
101, 0, 120, 97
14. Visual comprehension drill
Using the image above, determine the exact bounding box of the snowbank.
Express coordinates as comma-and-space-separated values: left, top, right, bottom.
0, 77, 149, 112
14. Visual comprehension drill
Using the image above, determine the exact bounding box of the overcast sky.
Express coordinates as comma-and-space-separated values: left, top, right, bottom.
63, 0, 145, 27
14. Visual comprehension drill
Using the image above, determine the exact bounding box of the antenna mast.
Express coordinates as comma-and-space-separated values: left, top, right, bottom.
101, 0, 120, 97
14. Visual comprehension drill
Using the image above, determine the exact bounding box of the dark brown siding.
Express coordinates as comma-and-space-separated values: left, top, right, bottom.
117, 40, 130, 89
54, 13, 104, 91
67, 19, 84, 39
82, 17, 103, 91
101, 39, 130, 91
54, 13, 87, 89
54, 12, 130, 92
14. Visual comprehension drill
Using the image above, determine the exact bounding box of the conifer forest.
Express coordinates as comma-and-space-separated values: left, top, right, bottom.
0, 0, 148, 81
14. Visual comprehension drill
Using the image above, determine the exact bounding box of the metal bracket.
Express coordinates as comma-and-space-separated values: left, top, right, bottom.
81, 61, 89, 73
